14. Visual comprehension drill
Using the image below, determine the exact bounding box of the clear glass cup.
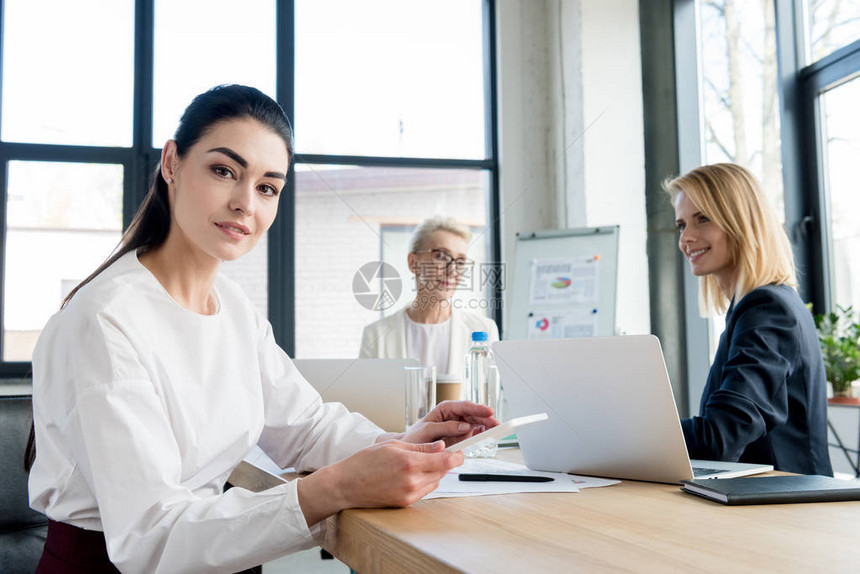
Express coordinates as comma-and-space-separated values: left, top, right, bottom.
405, 366, 436, 429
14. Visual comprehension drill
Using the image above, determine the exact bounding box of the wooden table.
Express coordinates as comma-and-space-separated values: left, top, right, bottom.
230, 453, 860, 573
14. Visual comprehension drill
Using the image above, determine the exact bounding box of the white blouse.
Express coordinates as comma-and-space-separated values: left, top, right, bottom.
29, 251, 384, 573
404, 312, 452, 376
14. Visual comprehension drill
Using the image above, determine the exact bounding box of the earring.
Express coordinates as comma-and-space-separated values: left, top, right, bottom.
167, 177, 174, 184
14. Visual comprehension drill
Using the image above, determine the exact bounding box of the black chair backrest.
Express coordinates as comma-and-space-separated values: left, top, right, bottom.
0, 394, 48, 531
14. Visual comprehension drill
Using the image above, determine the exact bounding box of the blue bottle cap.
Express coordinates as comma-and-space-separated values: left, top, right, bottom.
471, 331, 488, 341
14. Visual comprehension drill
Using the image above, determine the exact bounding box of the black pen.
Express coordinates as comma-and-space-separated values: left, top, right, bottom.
458, 473, 554, 483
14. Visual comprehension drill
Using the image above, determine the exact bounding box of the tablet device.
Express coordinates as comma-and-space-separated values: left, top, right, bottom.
445, 413, 549, 452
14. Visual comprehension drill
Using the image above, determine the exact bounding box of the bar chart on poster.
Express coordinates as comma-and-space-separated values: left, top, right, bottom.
506, 226, 618, 341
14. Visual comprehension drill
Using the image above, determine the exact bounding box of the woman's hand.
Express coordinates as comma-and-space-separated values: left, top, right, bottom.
296, 402, 498, 526
402, 400, 499, 447
296, 439, 463, 526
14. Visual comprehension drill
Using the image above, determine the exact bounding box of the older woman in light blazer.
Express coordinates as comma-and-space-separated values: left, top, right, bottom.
360, 216, 499, 381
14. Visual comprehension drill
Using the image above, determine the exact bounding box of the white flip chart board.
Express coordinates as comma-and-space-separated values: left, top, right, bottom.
506, 226, 619, 341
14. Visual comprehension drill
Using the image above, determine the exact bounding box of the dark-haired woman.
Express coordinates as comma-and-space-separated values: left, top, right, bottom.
28, 85, 495, 573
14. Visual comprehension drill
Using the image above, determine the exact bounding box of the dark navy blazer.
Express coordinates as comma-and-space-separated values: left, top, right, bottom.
680, 284, 833, 475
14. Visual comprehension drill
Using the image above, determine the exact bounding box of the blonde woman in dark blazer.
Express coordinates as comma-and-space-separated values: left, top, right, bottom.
667, 163, 831, 475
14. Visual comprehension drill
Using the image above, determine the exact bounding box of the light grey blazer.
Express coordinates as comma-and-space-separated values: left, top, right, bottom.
359, 307, 500, 381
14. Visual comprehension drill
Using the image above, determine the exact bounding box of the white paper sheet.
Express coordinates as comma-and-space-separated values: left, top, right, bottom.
424, 458, 619, 499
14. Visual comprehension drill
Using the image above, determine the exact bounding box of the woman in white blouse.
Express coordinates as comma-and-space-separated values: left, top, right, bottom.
26, 85, 496, 574
359, 217, 500, 381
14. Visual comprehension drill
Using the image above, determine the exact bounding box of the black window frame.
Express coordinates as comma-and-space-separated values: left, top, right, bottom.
0, 0, 501, 378
796, 37, 860, 314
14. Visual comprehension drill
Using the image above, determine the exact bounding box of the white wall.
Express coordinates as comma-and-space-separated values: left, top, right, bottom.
496, 0, 558, 299
496, 0, 649, 336
580, 0, 649, 335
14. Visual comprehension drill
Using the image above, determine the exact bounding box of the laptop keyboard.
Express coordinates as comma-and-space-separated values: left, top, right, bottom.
692, 466, 730, 477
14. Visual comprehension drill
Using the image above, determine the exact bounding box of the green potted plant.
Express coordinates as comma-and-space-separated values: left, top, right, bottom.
812, 305, 860, 405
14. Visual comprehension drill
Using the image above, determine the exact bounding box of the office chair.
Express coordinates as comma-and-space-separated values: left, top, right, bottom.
0, 394, 48, 573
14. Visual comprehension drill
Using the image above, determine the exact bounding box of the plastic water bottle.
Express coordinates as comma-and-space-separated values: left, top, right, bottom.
464, 331, 498, 457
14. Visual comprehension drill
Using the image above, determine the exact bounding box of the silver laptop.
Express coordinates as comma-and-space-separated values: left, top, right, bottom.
292, 358, 418, 432
492, 336, 773, 484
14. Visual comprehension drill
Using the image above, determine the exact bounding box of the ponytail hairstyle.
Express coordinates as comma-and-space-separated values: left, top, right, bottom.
61, 84, 294, 308
26, 85, 293, 472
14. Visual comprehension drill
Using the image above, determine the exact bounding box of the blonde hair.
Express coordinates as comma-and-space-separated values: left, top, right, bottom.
663, 163, 797, 316
409, 216, 472, 253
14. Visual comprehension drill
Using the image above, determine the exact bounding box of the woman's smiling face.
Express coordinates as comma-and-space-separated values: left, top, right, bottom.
674, 191, 736, 294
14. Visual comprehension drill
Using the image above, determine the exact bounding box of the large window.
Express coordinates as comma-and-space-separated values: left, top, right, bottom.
294, 165, 492, 358
695, 0, 788, 357
699, 0, 785, 215
3, 162, 123, 361
800, 36, 860, 315
689, 0, 860, 329
0, 0, 136, 369
0, 1, 499, 374
292, 0, 497, 358
1, 0, 135, 147
294, 0, 486, 159
804, 0, 860, 63
818, 76, 860, 310
152, 0, 277, 147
